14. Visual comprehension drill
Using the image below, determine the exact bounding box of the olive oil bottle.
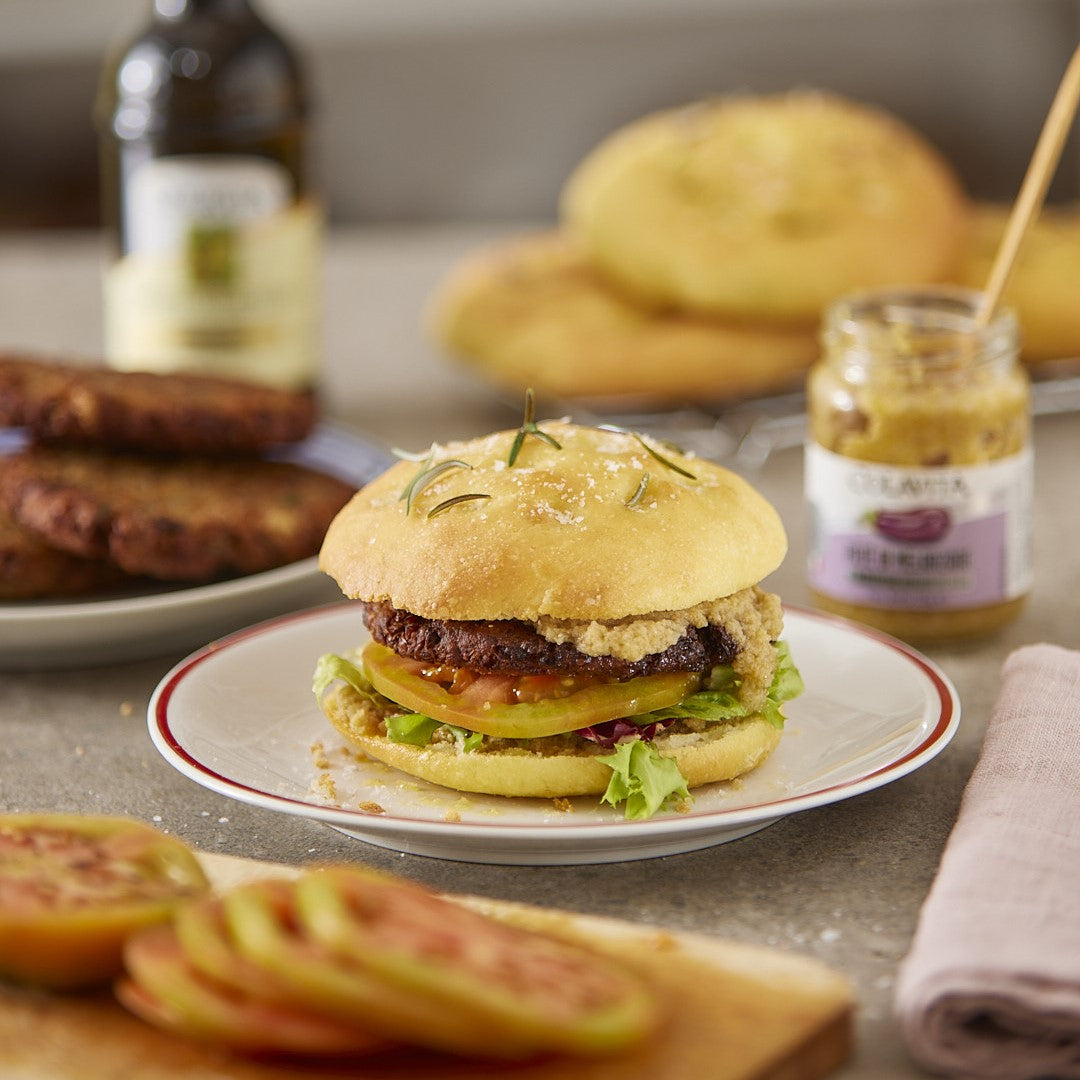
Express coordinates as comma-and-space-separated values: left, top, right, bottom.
95, 0, 320, 389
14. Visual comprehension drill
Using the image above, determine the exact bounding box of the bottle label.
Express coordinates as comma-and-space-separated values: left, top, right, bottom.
104, 155, 320, 389
805, 443, 1033, 610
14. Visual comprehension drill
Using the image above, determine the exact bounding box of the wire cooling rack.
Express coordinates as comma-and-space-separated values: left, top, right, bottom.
563, 364, 1080, 474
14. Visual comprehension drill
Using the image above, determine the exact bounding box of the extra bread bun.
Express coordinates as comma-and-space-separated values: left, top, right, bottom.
956, 202, 1080, 364
322, 680, 781, 799
319, 421, 787, 622
561, 90, 969, 324
429, 231, 820, 404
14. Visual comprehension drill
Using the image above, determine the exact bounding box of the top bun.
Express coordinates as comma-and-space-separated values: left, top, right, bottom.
319, 421, 786, 621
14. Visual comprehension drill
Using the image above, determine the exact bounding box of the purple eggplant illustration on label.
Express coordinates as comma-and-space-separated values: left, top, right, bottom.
865, 507, 951, 543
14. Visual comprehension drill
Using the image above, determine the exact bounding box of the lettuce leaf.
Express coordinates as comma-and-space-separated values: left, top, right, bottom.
644, 689, 745, 723
639, 640, 803, 730
759, 640, 804, 728
385, 712, 441, 745
312, 653, 402, 712
455, 728, 485, 752
596, 738, 691, 820
384, 715, 482, 751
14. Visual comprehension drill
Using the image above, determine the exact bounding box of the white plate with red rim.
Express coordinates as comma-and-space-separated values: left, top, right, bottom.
0, 424, 390, 669
148, 602, 960, 865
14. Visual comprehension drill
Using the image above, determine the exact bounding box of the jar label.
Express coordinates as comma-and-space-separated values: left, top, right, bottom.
805, 443, 1033, 610
104, 155, 321, 390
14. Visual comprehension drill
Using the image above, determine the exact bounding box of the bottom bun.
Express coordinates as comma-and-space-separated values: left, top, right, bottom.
321, 683, 781, 800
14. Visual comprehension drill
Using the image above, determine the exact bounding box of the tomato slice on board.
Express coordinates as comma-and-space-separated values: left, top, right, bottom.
362, 641, 699, 739
295, 866, 659, 1058
119, 924, 385, 1057
219, 878, 509, 1057
117, 869, 657, 1062
0, 813, 209, 989
171, 893, 286, 995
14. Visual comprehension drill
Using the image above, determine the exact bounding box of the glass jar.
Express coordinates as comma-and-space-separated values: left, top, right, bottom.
805, 286, 1032, 643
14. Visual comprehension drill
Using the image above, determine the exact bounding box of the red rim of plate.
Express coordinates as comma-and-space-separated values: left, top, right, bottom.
150, 601, 959, 836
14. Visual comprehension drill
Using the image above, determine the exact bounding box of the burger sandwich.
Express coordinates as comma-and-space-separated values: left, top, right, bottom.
314, 405, 802, 819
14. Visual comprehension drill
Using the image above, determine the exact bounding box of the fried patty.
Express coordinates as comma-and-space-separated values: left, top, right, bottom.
0, 447, 354, 581
360, 600, 740, 679
0, 500, 127, 600
0, 354, 315, 456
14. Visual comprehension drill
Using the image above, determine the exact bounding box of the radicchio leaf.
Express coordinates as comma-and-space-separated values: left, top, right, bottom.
576, 716, 676, 748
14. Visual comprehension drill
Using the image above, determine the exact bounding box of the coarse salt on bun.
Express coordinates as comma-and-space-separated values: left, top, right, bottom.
319, 421, 787, 622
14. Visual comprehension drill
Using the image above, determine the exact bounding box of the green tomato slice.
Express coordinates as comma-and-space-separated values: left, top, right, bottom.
172, 888, 394, 1057
295, 865, 658, 1058
220, 878, 501, 1056
361, 642, 699, 739
119, 923, 384, 1056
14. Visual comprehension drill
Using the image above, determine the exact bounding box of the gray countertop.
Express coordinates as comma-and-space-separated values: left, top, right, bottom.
1, 226, 1078, 1078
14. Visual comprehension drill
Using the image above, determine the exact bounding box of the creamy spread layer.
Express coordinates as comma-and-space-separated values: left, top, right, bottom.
535, 586, 783, 709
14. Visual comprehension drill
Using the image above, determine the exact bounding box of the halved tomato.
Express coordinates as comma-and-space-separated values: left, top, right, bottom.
362, 642, 699, 739
295, 865, 659, 1058
0, 813, 209, 989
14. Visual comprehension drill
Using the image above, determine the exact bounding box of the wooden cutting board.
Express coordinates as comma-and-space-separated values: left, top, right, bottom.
0, 853, 853, 1080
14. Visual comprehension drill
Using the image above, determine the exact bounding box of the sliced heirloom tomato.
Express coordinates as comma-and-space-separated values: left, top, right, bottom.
118, 923, 384, 1057
362, 641, 699, 739
0, 812, 209, 989
164, 894, 393, 1055
294, 866, 659, 1059
218, 878, 494, 1057
119, 869, 658, 1062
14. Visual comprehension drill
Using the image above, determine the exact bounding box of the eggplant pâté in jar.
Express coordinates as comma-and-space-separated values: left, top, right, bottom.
805, 286, 1032, 642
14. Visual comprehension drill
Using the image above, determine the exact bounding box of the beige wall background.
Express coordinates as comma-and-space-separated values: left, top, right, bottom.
1, 0, 1078, 229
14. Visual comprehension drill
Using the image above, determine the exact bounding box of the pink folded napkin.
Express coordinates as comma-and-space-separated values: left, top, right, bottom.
894, 643, 1080, 1078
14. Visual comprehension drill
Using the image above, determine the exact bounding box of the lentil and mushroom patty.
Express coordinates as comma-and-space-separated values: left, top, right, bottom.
0, 499, 126, 599
0, 354, 315, 456
360, 599, 740, 679
0, 446, 354, 581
